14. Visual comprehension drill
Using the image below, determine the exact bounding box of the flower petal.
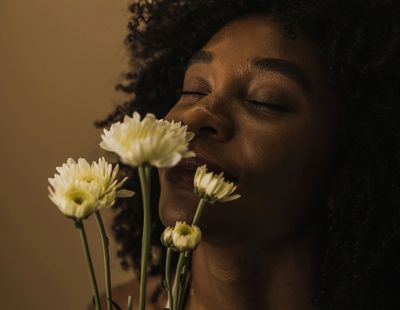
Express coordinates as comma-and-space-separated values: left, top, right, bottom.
116, 189, 135, 198
99, 112, 195, 168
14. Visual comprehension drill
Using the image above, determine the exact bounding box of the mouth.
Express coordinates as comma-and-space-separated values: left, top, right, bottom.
164, 155, 238, 191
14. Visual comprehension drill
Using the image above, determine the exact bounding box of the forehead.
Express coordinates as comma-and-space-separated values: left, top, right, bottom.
200, 15, 325, 88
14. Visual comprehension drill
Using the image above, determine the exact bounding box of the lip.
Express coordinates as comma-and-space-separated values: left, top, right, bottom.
164, 154, 238, 191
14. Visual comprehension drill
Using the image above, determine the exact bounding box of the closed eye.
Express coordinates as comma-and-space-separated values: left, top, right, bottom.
245, 99, 291, 112
176, 91, 291, 113
176, 90, 208, 98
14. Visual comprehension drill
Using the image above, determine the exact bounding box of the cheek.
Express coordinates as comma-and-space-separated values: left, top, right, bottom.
234, 114, 336, 234
239, 121, 308, 184
240, 112, 335, 189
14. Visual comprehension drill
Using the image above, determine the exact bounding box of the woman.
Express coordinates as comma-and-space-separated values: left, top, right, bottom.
95, 0, 400, 309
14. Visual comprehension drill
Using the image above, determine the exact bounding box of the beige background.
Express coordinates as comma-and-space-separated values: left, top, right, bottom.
0, 1, 135, 309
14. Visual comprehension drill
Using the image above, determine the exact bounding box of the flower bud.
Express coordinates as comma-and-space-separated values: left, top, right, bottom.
171, 221, 202, 252
161, 226, 174, 248
193, 165, 241, 203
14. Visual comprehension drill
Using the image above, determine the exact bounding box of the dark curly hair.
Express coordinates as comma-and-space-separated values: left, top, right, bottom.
95, 0, 400, 308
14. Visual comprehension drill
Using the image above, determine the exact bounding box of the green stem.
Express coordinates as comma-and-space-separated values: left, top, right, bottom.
75, 219, 102, 310
138, 165, 152, 310
165, 248, 174, 310
127, 295, 133, 310
176, 264, 185, 310
172, 253, 186, 310
174, 199, 208, 309
95, 211, 113, 310
191, 199, 207, 226
177, 252, 192, 310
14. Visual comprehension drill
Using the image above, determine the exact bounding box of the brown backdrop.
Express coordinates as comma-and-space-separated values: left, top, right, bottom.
0, 1, 134, 309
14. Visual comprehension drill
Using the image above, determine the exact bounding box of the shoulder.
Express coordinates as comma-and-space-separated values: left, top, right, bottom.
86, 275, 167, 310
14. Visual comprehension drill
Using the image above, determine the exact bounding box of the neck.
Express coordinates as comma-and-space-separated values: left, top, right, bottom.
185, 225, 323, 310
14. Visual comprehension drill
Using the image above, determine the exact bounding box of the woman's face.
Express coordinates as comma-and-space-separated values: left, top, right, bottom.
158, 15, 342, 246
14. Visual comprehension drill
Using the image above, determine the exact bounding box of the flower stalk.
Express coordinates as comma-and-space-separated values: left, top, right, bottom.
138, 165, 152, 310
172, 252, 187, 310
172, 198, 207, 310
75, 219, 102, 310
191, 198, 207, 226
177, 252, 192, 310
95, 211, 113, 310
165, 247, 174, 310
173, 198, 207, 309
127, 295, 133, 310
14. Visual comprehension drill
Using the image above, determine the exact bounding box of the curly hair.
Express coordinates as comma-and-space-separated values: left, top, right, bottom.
96, 0, 400, 308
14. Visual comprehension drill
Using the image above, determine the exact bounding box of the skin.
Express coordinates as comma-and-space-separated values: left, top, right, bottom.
159, 13, 342, 240
157, 14, 343, 310
99, 13, 344, 310
157, 13, 343, 310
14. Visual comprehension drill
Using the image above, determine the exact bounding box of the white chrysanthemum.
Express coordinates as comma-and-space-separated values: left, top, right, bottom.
171, 221, 201, 252
160, 226, 174, 248
100, 112, 195, 168
194, 165, 241, 203
48, 157, 134, 219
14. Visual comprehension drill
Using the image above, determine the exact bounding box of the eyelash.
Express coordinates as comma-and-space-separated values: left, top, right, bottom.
176, 90, 206, 98
245, 99, 289, 112
177, 90, 288, 112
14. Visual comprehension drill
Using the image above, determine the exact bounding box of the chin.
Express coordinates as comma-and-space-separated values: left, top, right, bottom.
158, 167, 200, 226
158, 186, 199, 226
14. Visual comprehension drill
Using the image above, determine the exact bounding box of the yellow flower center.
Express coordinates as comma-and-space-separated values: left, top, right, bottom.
73, 196, 84, 204
67, 188, 89, 205
176, 224, 192, 236
82, 173, 95, 183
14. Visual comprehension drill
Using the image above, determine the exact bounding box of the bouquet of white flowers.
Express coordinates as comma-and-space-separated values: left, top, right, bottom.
48, 112, 240, 310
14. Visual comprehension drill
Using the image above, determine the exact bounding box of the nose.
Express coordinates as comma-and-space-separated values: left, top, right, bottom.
177, 101, 234, 142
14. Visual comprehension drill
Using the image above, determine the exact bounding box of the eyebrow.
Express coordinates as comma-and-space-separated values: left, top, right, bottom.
184, 50, 312, 93
184, 50, 214, 69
